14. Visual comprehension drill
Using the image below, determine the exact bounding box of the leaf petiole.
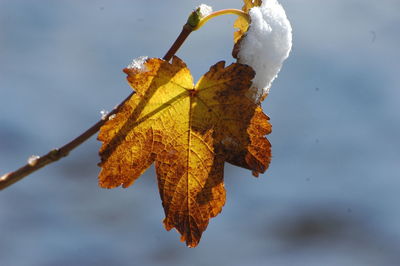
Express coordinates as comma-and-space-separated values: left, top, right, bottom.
193, 9, 250, 31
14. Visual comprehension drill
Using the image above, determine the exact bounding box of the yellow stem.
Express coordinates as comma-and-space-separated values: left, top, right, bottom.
193, 9, 250, 31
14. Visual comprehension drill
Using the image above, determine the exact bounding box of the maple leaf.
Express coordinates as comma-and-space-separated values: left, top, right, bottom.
233, 0, 263, 43
98, 56, 271, 247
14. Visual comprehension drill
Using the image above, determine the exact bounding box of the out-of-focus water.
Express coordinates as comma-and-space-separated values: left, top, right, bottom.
1, 1, 399, 265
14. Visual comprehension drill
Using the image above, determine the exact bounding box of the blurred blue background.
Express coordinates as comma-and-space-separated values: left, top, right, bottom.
1, 0, 400, 265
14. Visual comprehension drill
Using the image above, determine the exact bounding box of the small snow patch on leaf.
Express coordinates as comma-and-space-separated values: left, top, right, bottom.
127, 56, 149, 72
108, 114, 116, 120
100, 110, 109, 120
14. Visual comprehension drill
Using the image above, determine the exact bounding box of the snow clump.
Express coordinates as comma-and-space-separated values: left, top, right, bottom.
238, 0, 292, 101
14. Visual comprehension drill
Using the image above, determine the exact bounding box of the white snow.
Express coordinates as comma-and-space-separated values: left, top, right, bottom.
100, 109, 109, 120
108, 114, 116, 120
28, 155, 40, 166
127, 56, 149, 72
197, 4, 213, 18
0, 173, 11, 182
237, 0, 292, 101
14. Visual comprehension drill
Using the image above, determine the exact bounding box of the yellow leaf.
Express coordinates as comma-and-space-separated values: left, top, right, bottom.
98, 56, 271, 247
233, 0, 263, 43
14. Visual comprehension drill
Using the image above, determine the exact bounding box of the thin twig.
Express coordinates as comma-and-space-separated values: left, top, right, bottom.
0, 93, 132, 190
163, 24, 193, 61
0, 23, 193, 191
